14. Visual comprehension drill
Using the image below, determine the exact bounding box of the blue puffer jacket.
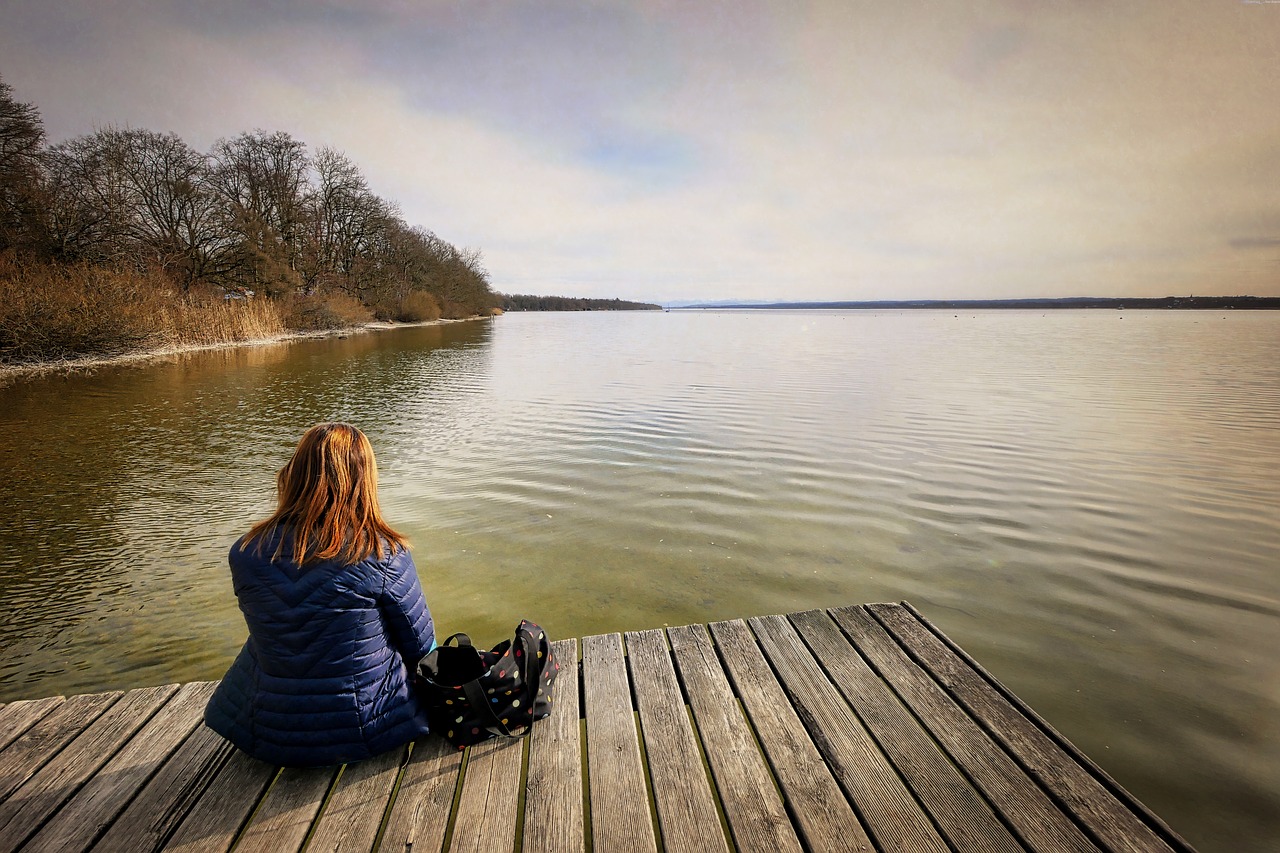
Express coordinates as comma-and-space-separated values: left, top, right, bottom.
204, 529, 435, 767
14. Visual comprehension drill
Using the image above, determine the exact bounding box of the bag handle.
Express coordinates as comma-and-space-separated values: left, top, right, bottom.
417, 633, 480, 686
442, 632, 471, 649
516, 623, 550, 693
459, 626, 550, 740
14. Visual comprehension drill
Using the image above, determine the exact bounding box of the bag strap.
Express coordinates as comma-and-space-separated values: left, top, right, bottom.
442, 632, 471, 649
515, 624, 550, 695
458, 627, 551, 740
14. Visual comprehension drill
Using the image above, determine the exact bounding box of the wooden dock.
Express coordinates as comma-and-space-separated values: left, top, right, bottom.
0, 602, 1197, 852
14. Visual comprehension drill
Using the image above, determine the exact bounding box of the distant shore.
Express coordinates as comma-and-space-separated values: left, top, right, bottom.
0, 316, 485, 387
682, 296, 1280, 311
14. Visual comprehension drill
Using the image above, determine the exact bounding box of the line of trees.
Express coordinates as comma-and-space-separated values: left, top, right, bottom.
1, 73, 497, 360
501, 294, 661, 311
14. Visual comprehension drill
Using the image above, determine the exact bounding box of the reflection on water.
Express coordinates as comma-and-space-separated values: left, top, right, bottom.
1, 310, 1278, 852
0, 322, 490, 696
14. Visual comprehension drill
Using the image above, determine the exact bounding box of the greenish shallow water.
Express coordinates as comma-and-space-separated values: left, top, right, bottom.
1, 310, 1277, 851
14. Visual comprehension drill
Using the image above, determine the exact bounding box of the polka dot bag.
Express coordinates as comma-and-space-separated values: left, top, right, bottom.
415, 619, 560, 749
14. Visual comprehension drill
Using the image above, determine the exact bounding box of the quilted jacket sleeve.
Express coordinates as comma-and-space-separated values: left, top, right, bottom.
378, 547, 435, 665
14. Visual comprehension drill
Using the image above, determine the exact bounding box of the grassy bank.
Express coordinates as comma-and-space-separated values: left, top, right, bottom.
1, 78, 500, 370
0, 260, 288, 364
0, 259, 475, 365
0, 259, 486, 383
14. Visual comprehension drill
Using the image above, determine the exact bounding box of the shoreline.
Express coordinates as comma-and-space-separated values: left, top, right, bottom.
0, 316, 488, 386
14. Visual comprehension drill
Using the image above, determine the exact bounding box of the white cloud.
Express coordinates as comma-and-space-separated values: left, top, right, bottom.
2, 0, 1278, 301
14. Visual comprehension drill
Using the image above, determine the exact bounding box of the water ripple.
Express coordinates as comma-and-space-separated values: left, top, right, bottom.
2, 310, 1279, 851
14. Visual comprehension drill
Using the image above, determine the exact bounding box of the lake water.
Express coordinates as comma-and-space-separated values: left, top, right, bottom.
1, 309, 1277, 851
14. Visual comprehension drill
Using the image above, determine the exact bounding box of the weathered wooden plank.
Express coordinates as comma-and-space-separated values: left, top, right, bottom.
581, 632, 657, 853
903, 601, 1197, 853
624, 629, 729, 853
830, 604, 1100, 853
23, 681, 216, 853
378, 736, 463, 853
160, 748, 277, 853
749, 613, 948, 852
665, 623, 802, 853
0, 605, 1197, 853
0, 684, 176, 853
787, 609, 1023, 853
94, 725, 236, 853
306, 746, 406, 853
0, 697, 64, 753
231, 765, 339, 853
708, 619, 873, 853
0, 692, 119, 802
869, 602, 1178, 853
449, 736, 525, 853
522, 638, 584, 853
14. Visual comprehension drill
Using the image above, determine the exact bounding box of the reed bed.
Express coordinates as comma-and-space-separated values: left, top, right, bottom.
160, 297, 286, 347
0, 260, 288, 365
389, 290, 443, 322
0, 255, 479, 369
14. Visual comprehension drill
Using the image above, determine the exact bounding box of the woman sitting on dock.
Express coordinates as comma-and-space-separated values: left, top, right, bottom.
204, 422, 436, 767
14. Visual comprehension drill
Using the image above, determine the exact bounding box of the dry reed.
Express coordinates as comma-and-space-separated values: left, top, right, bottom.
0, 259, 287, 364
395, 291, 442, 322
281, 291, 374, 330
159, 297, 286, 347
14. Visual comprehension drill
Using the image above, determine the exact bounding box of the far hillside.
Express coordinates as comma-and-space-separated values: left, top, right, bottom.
501, 294, 661, 311
688, 296, 1280, 310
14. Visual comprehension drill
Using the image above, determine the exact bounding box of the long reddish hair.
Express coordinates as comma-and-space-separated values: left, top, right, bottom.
241, 422, 408, 566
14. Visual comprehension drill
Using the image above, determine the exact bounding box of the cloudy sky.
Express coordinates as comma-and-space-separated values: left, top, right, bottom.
2, 1, 1278, 303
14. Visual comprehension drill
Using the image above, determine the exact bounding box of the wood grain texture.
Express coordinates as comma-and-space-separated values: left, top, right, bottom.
522, 638, 584, 853
377, 737, 463, 853
749, 613, 946, 852
665, 623, 802, 853
581, 632, 657, 853
708, 619, 873, 853
779, 610, 1021, 853
0, 684, 176, 853
23, 681, 216, 853
0, 697, 63, 754
306, 746, 406, 853
0, 691, 119, 802
93, 724, 235, 853
0, 605, 1198, 853
624, 629, 729, 853
869, 602, 1177, 853
830, 604, 1100, 853
231, 765, 339, 853
160, 748, 277, 853
903, 601, 1198, 853
449, 736, 525, 853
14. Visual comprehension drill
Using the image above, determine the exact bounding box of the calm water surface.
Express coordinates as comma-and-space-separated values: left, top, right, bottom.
1, 310, 1277, 851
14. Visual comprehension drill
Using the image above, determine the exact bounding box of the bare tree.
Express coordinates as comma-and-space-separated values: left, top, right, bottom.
305, 147, 399, 298
208, 130, 310, 295
42, 133, 134, 266
2, 79, 498, 318
40, 128, 223, 289
0, 75, 47, 253
117, 129, 223, 288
